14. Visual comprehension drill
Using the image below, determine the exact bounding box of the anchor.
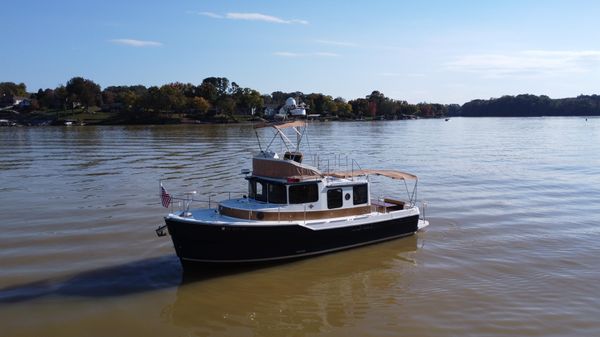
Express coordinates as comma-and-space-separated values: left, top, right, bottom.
155, 224, 168, 237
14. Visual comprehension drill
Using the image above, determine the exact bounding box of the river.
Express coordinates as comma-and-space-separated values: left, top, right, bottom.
1, 118, 600, 336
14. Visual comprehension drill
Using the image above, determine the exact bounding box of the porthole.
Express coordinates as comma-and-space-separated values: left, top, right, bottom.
345, 193, 351, 201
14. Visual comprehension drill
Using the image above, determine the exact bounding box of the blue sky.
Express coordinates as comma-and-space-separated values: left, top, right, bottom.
3, 0, 600, 104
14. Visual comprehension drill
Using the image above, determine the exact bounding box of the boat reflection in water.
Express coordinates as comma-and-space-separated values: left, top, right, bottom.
165, 235, 420, 336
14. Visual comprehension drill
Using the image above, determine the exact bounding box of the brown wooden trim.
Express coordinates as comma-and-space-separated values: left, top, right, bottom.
219, 204, 372, 221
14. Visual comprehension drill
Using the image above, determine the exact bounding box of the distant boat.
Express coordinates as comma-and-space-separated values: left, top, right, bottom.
445, 118, 450, 121
64, 120, 85, 126
267, 97, 308, 120
0, 119, 17, 127
157, 120, 428, 267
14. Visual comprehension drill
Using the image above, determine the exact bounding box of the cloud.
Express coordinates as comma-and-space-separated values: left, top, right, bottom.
274, 51, 301, 57
226, 12, 289, 23
109, 39, 162, 47
274, 51, 339, 57
313, 52, 339, 57
226, 12, 309, 24
315, 39, 357, 47
289, 19, 310, 25
197, 11, 223, 19
193, 11, 308, 24
447, 50, 600, 78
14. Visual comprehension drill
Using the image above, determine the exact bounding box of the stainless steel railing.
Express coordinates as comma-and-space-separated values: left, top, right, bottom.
167, 191, 246, 213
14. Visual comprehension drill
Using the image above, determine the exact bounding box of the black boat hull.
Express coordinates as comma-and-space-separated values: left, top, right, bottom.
165, 214, 419, 264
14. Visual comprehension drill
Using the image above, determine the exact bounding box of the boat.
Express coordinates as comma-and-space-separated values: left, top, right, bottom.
0, 119, 17, 127
157, 121, 428, 267
266, 97, 308, 120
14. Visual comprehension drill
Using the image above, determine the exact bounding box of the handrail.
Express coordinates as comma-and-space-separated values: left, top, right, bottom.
307, 152, 356, 174
167, 190, 246, 211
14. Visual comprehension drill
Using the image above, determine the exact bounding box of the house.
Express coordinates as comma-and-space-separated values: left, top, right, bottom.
0, 95, 30, 109
17, 97, 31, 109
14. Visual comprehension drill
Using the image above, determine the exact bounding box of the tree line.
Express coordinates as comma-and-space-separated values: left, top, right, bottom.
456, 94, 600, 117
1, 77, 449, 124
5, 77, 597, 124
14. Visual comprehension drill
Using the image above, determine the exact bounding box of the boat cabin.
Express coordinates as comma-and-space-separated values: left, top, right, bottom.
216, 150, 411, 221
246, 175, 370, 210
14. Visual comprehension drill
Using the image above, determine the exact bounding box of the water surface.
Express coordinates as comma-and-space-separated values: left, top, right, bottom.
1, 118, 600, 336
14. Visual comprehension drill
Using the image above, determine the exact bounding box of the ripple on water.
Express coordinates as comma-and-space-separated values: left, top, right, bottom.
2, 120, 600, 337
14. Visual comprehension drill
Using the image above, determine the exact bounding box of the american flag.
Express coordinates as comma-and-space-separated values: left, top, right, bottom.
160, 184, 172, 208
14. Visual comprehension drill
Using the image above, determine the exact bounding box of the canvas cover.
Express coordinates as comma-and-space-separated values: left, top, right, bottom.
253, 121, 306, 130
329, 169, 417, 180
252, 157, 321, 179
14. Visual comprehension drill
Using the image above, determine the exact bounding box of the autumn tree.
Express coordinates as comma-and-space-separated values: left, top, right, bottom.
190, 96, 211, 115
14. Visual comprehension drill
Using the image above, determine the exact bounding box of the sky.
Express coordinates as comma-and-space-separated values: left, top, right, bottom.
2, 0, 600, 104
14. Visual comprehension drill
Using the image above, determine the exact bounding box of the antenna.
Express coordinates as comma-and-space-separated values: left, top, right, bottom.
254, 128, 263, 152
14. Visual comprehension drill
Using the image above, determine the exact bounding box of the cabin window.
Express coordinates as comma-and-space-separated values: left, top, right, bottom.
289, 183, 319, 204
353, 184, 368, 205
251, 180, 267, 202
248, 180, 255, 198
327, 188, 343, 209
248, 179, 286, 204
268, 183, 287, 204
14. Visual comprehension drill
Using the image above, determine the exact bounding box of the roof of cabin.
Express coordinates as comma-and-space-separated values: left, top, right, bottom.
329, 169, 417, 180
252, 157, 322, 180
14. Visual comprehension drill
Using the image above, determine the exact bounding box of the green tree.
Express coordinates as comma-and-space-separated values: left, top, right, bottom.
159, 84, 186, 113
237, 88, 264, 115
334, 97, 353, 118
217, 97, 236, 114
197, 82, 219, 104
0, 82, 27, 97
0, 82, 28, 106
199, 77, 230, 101
349, 98, 369, 118
143, 86, 162, 112
65, 77, 101, 111
56, 86, 68, 109
397, 103, 418, 117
